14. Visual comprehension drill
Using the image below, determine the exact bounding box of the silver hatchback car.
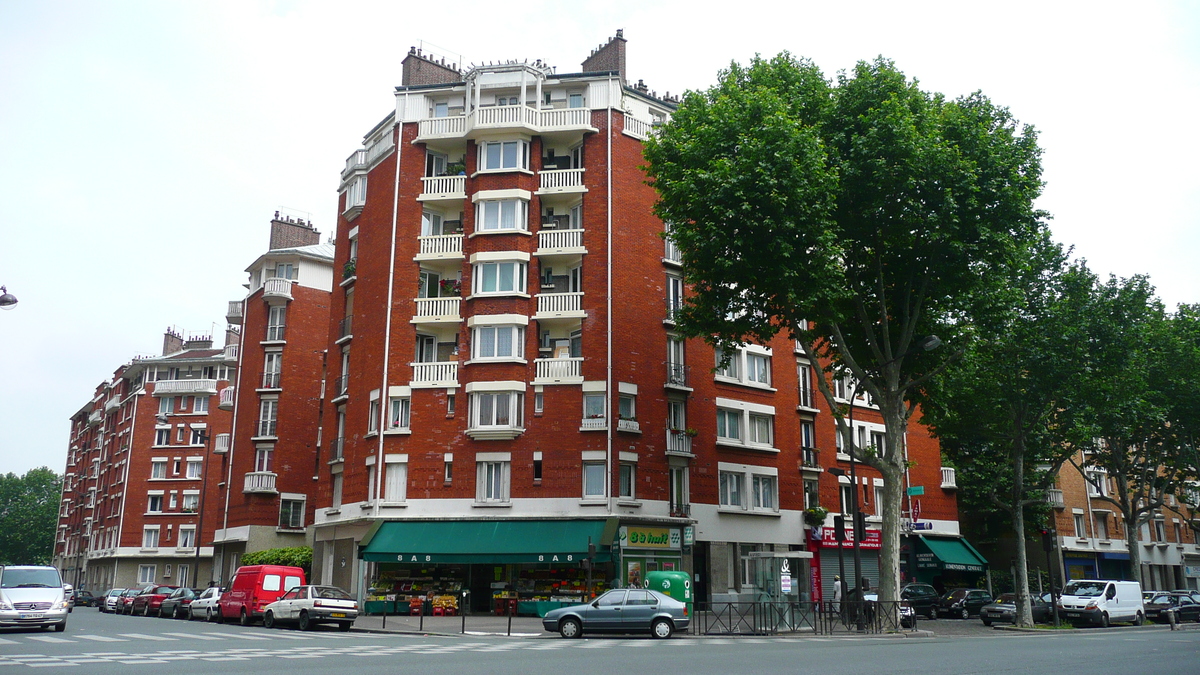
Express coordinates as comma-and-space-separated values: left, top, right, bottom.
542, 588, 689, 639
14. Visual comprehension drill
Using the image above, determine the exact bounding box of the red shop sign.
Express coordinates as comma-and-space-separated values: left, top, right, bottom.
808, 526, 882, 550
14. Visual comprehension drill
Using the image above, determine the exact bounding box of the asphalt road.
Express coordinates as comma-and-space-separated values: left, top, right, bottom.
2, 606, 1197, 674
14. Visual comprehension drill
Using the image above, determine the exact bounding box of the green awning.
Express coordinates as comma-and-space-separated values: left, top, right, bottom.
918, 536, 988, 573
359, 519, 616, 564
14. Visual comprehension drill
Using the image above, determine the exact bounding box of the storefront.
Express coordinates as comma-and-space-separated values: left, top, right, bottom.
906, 535, 988, 589
357, 518, 619, 616
616, 525, 685, 588
1063, 553, 1098, 580
808, 525, 881, 602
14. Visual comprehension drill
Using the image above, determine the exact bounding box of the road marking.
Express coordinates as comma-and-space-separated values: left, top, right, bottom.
25, 637, 74, 644
163, 632, 222, 640
0, 638, 19, 644
116, 633, 176, 642
74, 635, 127, 642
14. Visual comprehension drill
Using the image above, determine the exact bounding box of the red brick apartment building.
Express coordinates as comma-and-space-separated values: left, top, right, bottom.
308, 32, 973, 608
54, 330, 235, 590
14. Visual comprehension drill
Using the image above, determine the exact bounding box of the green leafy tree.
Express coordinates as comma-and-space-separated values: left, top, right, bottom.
0, 468, 62, 565
644, 54, 1048, 604
921, 246, 1095, 626
240, 546, 313, 574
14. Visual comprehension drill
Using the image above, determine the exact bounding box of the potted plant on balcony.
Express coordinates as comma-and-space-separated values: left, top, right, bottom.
343, 258, 357, 279
446, 161, 466, 176
439, 278, 462, 296
803, 506, 829, 530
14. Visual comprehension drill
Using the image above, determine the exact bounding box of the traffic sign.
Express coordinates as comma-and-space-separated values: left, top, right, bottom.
907, 485, 925, 496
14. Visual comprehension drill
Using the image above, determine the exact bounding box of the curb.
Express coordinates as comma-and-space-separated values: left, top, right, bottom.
349, 626, 937, 640
993, 621, 1200, 634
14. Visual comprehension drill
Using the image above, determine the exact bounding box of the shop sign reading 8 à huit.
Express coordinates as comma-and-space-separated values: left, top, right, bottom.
620, 526, 682, 550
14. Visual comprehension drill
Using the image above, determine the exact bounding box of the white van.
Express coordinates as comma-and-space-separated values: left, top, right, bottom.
0, 566, 69, 631
1058, 579, 1144, 627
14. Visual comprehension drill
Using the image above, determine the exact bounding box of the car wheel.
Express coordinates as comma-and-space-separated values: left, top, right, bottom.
175, 605, 185, 620
338, 622, 352, 632
298, 611, 312, 632
54, 621, 66, 632
982, 618, 992, 626
264, 611, 276, 629
960, 607, 969, 620
208, 607, 218, 623
651, 618, 674, 639
927, 607, 937, 620
240, 609, 252, 627
1100, 612, 1109, 628
1134, 612, 1145, 626
559, 617, 582, 639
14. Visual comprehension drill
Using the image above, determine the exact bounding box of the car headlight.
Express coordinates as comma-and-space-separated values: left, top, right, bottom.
51, 600, 67, 610
0, 599, 12, 610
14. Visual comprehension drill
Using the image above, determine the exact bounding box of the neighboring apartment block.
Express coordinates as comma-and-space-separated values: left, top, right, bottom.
54, 330, 235, 590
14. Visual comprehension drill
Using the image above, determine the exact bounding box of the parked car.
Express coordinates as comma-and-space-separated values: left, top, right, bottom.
936, 588, 993, 619
1144, 592, 1200, 623
542, 588, 689, 639
115, 588, 143, 614
188, 587, 223, 621
100, 588, 125, 613
1058, 579, 1144, 627
979, 592, 1053, 626
74, 590, 98, 608
129, 585, 178, 616
862, 589, 916, 628
158, 588, 203, 619
0, 565, 70, 632
262, 585, 358, 631
900, 583, 940, 619
218, 565, 305, 626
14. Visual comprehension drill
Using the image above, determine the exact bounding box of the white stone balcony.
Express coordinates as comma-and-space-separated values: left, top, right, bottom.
617, 418, 641, 433
87, 410, 102, 427
411, 361, 458, 388
666, 430, 693, 456
153, 379, 217, 396
342, 149, 367, 180
416, 105, 594, 141
419, 175, 466, 201
104, 397, 120, 413
580, 417, 607, 431
226, 301, 243, 325
535, 229, 585, 256
534, 292, 585, 320
533, 357, 583, 385
243, 471, 277, 494
622, 113, 655, 140
218, 386, 235, 410
411, 297, 461, 324
1046, 489, 1065, 508
262, 277, 293, 301
415, 234, 464, 261
213, 433, 230, 455
223, 344, 238, 362
537, 168, 586, 194
940, 467, 957, 490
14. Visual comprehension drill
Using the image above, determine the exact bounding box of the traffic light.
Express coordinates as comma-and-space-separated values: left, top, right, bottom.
854, 511, 866, 542
833, 515, 845, 541
1041, 529, 1054, 553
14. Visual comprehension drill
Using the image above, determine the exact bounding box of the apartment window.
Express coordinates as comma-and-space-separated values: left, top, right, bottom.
752, 475, 777, 511
169, 493, 177, 509
568, 93, 584, 108
178, 527, 195, 548
619, 463, 636, 499
869, 431, 887, 454
181, 493, 198, 512
194, 396, 208, 413
715, 346, 773, 388
667, 338, 686, 385
1073, 513, 1086, 538
534, 391, 544, 413
368, 399, 380, 434
473, 261, 527, 295
476, 461, 510, 503
532, 455, 541, 481
667, 399, 687, 433
177, 564, 190, 588
1154, 519, 1166, 542
874, 485, 885, 515
271, 263, 296, 280
258, 399, 278, 437
804, 479, 820, 510
583, 463, 606, 499
383, 461, 407, 503
142, 526, 160, 549
150, 460, 166, 479
670, 465, 689, 511
279, 499, 305, 529
138, 565, 156, 584
833, 374, 851, 401
159, 397, 173, 415
840, 484, 854, 515
797, 364, 814, 407
263, 352, 282, 388
366, 463, 377, 502
387, 397, 411, 431
800, 421, 815, 449
618, 394, 636, 420
1175, 521, 1184, 543
719, 471, 743, 507
470, 392, 524, 429
583, 393, 605, 420
267, 305, 286, 341
473, 325, 525, 360
344, 175, 367, 211
748, 414, 773, 446
1085, 471, 1108, 497
421, 211, 443, 237
186, 460, 201, 478
478, 140, 529, 171
444, 456, 454, 483
716, 409, 741, 441
477, 199, 528, 232
331, 472, 343, 509
147, 495, 163, 513
189, 428, 205, 445
255, 447, 273, 473
746, 353, 771, 385
666, 275, 683, 321
1094, 515, 1109, 540
715, 348, 740, 379
176, 426, 186, 443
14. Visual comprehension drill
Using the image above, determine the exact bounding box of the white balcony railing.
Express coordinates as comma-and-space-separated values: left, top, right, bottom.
940, 467, 957, 489
617, 418, 641, 433
87, 410, 102, 427
534, 357, 583, 383
537, 228, 584, 253
153, 379, 217, 396
365, 133, 394, 165
413, 297, 461, 321
218, 386, 235, 409
1046, 489, 1065, 508
580, 417, 607, 431
417, 106, 592, 139
213, 433, 230, 455
535, 292, 584, 317
420, 175, 465, 197
243, 471, 277, 494
104, 397, 120, 413
666, 430, 693, 455
226, 300, 243, 324
342, 149, 367, 178
416, 234, 464, 259
538, 168, 585, 192
623, 113, 654, 140
411, 361, 458, 386
262, 277, 293, 300
474, 104, 540, 129
223, 344, 238, 361
417, 115, 467, 138
664, 238, 681, 264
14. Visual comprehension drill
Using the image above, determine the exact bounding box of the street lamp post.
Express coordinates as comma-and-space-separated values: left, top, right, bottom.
0, 286, 18, 310
159, 414, 211, 587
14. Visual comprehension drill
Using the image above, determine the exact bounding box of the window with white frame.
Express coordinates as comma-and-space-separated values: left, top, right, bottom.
804, 479, 820, 510
142, 526, 160, 549
470, 391, 524, 430
715, 398, 777, 450
158, 396, 173, 415
746, 352, 770, 385
476, 460, 510, 503
194, 396, 208, 413
182, 493, 198, 512
344, 175, 367, 211
748, 414, 773, 446
583, 462, 606, 499
619, 463, 636, 499
279, 499, 305, 529
715, 347, 739, 379
331, 472, 343, 509
1154, 518, 1166, 542
752, 475, 777, 511
387, 396, 411, 431
258, 399, 278, 437
138, 565, 157, 584
715, 345, 773, 388
719, 471, 743, 507
840, 484, 854, 515
473, 325, 525, 360
476, 199, 528, 232
368, 399, 380, 434
263, 352, 282, 388
186, 460, 201, 478
1073, 513, 1086, 537
155, 428, 170, 446
178, 526, 195, 548
670, 465, 689, 510
267, 305, 286, 341
716, 408, 741, 441
1094, 514, 1109, 540
168, 492, 177, 509
473, 261, 527, 295
874, 485, 885, 515
189, 428, 205, 445
583, 393, 605, 420
421, 211, 443, 237
383, 459, 407, 503
666, 275, 683, 321
151, 460, 166, 479
618, 394, 636, 420
478, 140, 529, 171
1085, 470, 1108, 497
147, 494, 163, 513
719, 464, 779, 513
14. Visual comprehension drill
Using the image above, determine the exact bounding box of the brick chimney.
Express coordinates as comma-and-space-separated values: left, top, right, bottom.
162, 328, 184, 356
183, 335, 213, 351
402, 47, 463, 86
580, 29, 627, 82
224, 326, 241, 350
269, 212, 321, 251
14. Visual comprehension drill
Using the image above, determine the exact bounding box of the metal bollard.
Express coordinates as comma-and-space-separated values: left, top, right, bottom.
1168, 608, 1178, 630
382, 604, 386, 629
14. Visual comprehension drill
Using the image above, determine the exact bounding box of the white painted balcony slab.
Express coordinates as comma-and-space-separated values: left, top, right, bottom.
535, 229, 585, 256
213, 433, 230, 455
153, 379, 217, 396
580, 417, 607, 431
622, 113, 654, 140
262, 277, 293, 301
533, 357, 583, 385
666, 431, 693, 456
940, 467, 957, 489
1046, 489, 1064, 508
415, 234, 464, 261
537, 168, 586, 194
617, 418, 641, 433
342, 149, 367, 179
104, 397, 120, 413
416, 115, 467, 139
411, 297, 461, 324
534, 292, 585, 320
411, 361, 459, 388
87, 410, 102, 427
223, 344, 238, 362
243, 471, 277, 494
419, 175, 466, 201
218, 387, 235, 410
226, 301, 244, 325
663, 239, 681, 265
416, 106, 594, 141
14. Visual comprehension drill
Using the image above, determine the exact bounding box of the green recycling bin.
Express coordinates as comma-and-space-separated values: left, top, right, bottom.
645, 571, 692, 616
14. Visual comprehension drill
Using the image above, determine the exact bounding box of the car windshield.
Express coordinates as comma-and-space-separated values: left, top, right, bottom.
1148, 594, 1176, 606
313, 586, 353, 599
0, 568, 62, 589
942, 589, 967, 601
996, 594, 1015, 603
1062, 581, 1106, 597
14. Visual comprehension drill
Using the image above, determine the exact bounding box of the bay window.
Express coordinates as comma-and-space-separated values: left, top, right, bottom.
720, 463, 779, 514
473, 261, 527, 295
478, 140, 529, 171
473, 325, 525, 360
477, 199, 528, 232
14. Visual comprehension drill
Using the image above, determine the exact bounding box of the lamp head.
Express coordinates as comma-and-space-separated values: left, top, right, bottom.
0, 286, 17, 310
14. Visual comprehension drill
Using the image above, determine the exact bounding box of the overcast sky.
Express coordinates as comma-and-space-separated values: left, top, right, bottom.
1, 0, 1197, 477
